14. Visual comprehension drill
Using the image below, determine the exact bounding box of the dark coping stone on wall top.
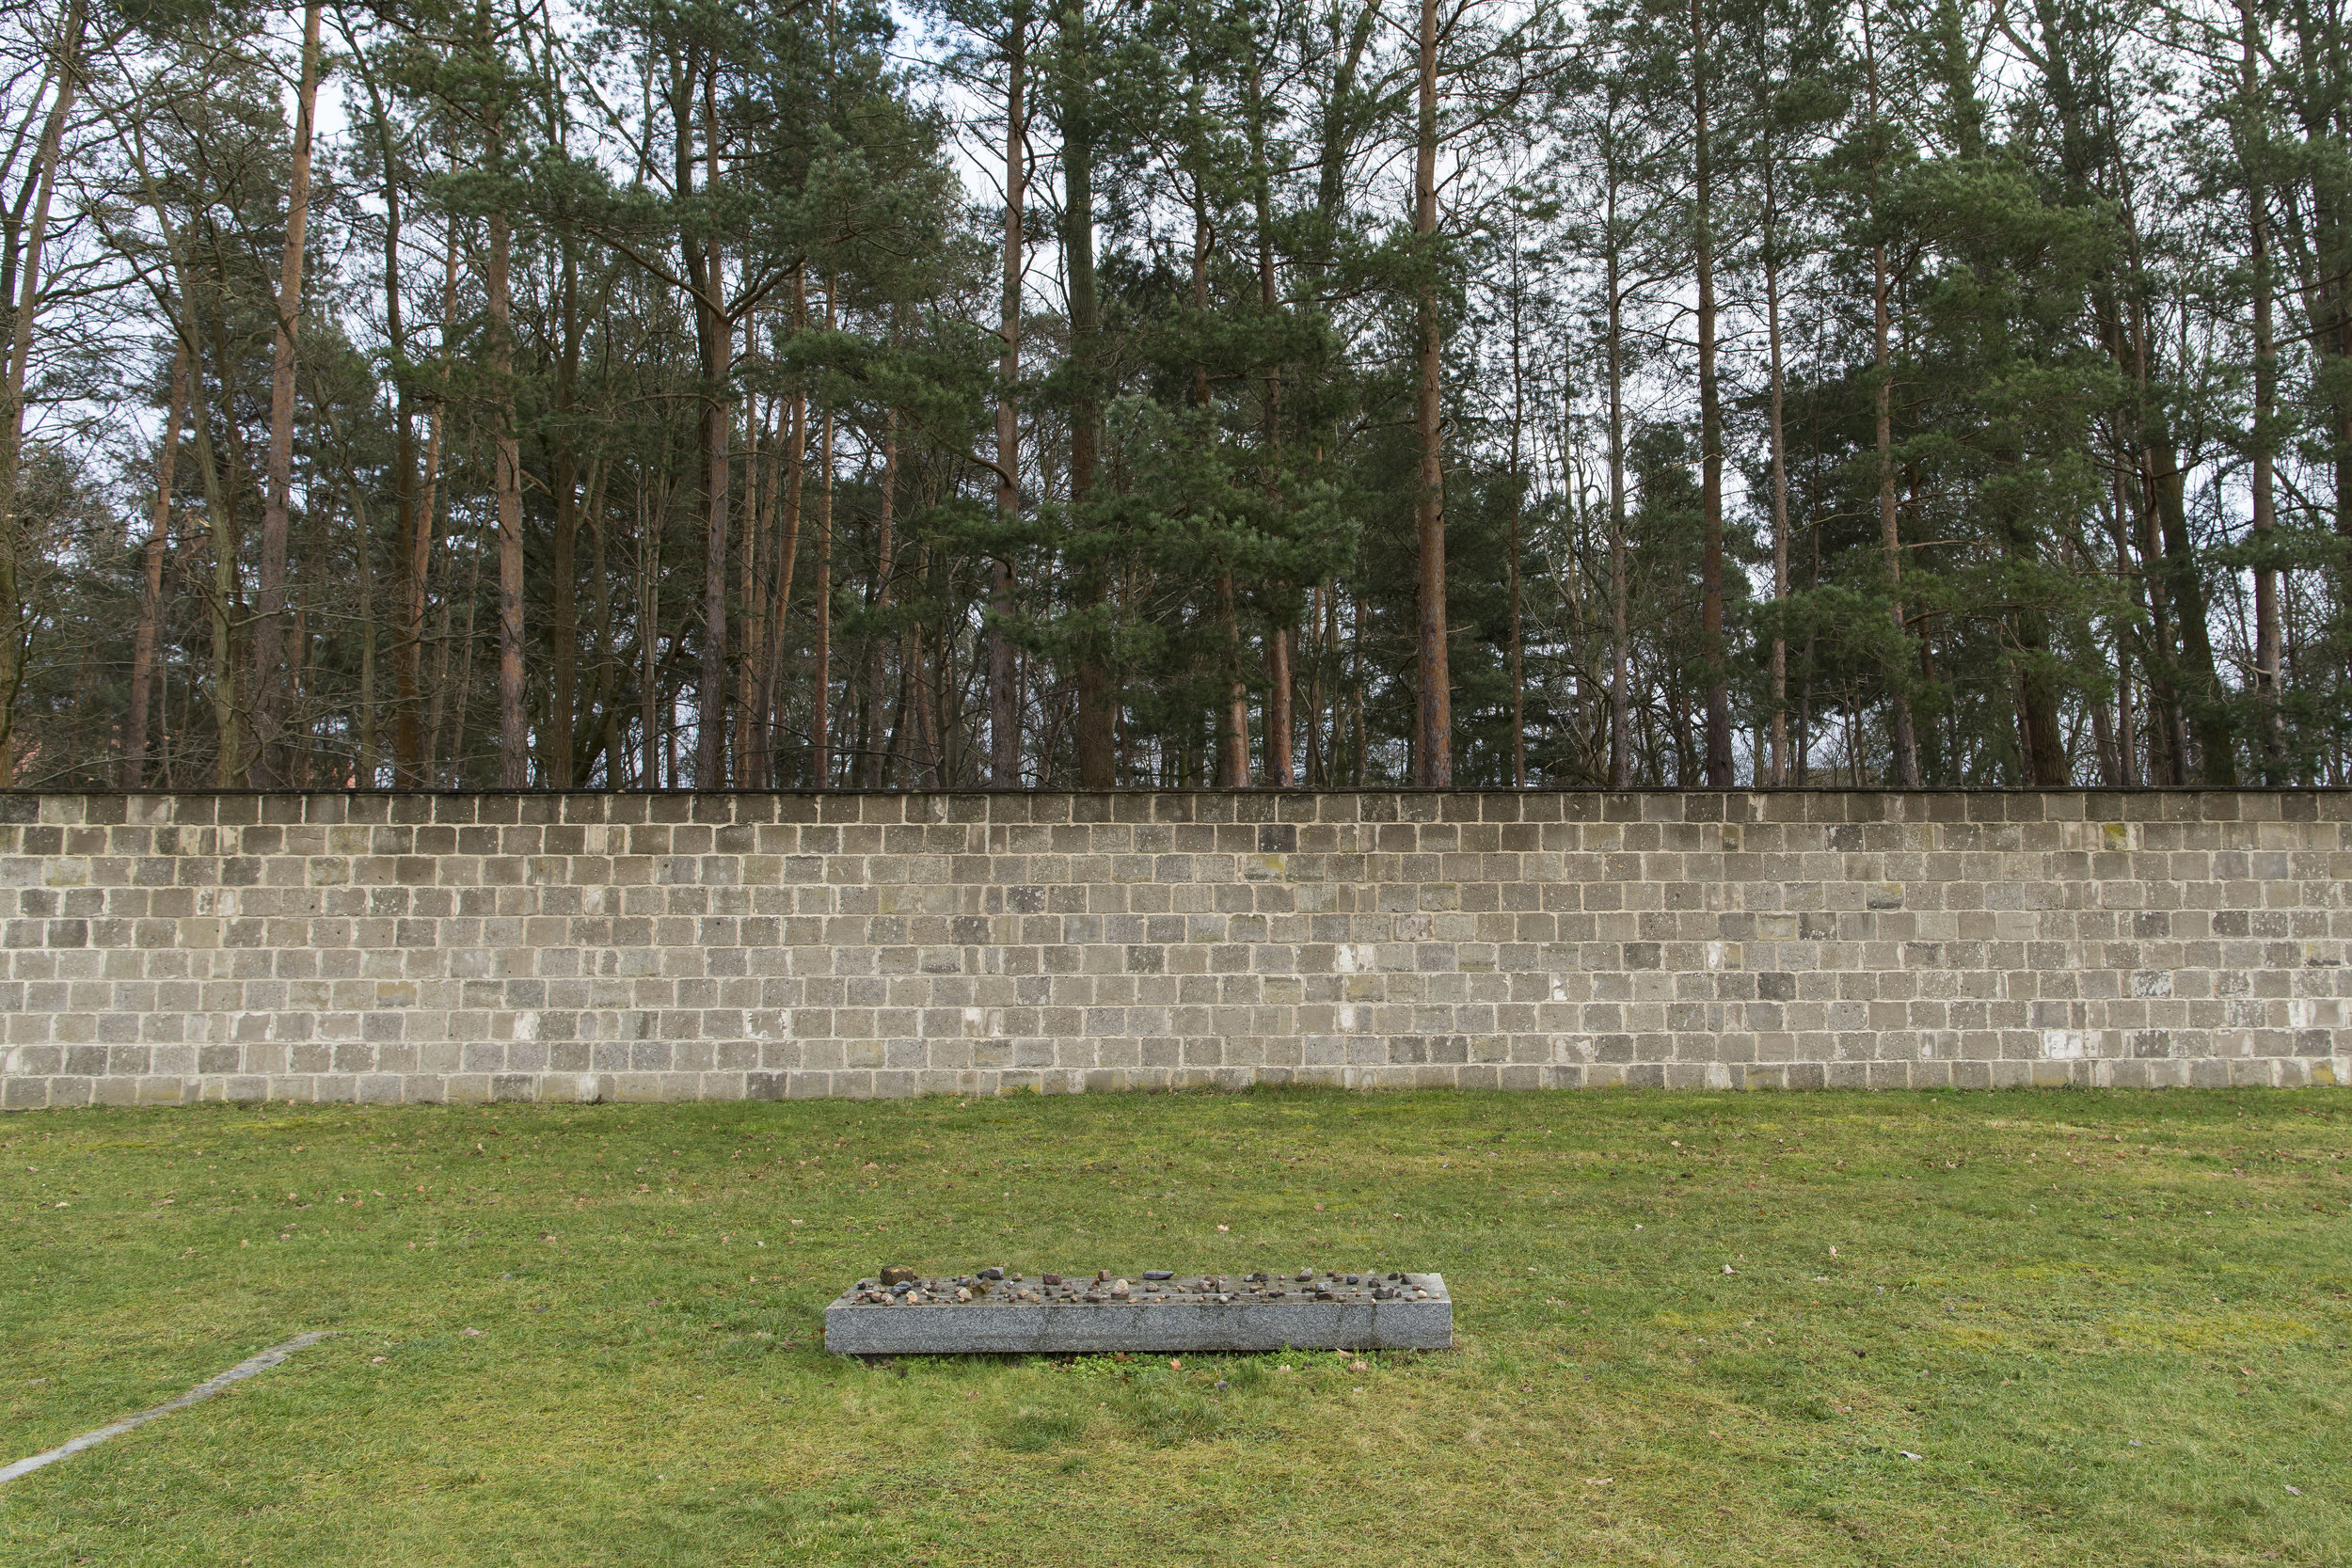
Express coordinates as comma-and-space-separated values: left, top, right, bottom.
15, 789, 2350, 843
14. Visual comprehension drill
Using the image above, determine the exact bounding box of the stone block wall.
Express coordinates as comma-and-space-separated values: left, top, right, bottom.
2, 789, 2346, 1110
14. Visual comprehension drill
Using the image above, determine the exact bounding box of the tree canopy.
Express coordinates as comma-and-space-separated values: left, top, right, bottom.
1, 0, 2344, 790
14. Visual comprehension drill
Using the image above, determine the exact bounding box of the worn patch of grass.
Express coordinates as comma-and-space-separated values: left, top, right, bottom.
1, 1086, 2346, 1565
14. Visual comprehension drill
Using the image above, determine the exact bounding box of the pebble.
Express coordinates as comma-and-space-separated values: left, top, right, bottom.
843, 1268, 1432, 1308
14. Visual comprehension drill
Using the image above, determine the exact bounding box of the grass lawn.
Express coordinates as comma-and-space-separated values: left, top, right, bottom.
1, 1086, 2347, 1566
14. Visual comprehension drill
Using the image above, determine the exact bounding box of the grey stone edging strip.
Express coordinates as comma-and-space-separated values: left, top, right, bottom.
0, 1332, 331, 1485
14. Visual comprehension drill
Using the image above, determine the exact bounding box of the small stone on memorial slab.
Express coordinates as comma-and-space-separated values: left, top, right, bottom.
880, 1266, 917, 1287
1042, 1274, 1062, 1286
978, 1267, 1005, 1280
1143, 1271, 1174, 1280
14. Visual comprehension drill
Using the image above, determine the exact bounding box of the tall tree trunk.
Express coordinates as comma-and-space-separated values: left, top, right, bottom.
1506, 229, 1527, 788
244, 0, 323, 787
2109, 163, 2227, 783
467, 1, 526, 786
2146, 421, 2234, 783
191, 288, 251, 786
864, 404, 897, 788
546, 225, 583, 787
688, 62, 730, 790
1310, 9, 1380, 837
2272, 37, 2352, 694
1606, 160, 1631, 788
1870, 268, 1918, 781
126, 342, 186, 789
1863, 8, 1921, 785
587, 464, 620, 786
416, 237, 457, 784
1217, 566, 1249, 787
1063, 0, 1114, 787
1266, 626, 1292, 787
1691, 0, 1732, 785
637, 490, 660, 788
813, 279, 835, 787
448, 534, 482, 777
2107, 478, 2139, 785
181, 270, 242, 788
1249, 50, 1292, 789
910, 546, 940, 784
1411, 0, 1451, 786
1762, 156, 1790, 787
486, 190, 527, 784
0, 3, 87, 775
129, 156, 240, 788
0, 0, 86, 774
1798, 515, 1818, 781
1187, 194, 1248, 788
2134, 453, 2183, 783
1310, 580, 1336, 784
758, 282, 808, 786
2242, 0, 2286, 782
991, 20, 1026, 786
355, 490, 378, 784
366, 74, 427, 787
736, 325, 765, 785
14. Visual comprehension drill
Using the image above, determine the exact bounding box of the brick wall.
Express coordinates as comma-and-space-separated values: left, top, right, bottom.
2, 789, 2345, 1110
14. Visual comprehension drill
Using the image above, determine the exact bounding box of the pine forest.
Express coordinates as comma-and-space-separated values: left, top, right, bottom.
1, 0, 2347, 794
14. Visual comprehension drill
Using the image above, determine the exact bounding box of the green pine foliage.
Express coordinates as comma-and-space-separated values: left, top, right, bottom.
2, 0, 2344, 788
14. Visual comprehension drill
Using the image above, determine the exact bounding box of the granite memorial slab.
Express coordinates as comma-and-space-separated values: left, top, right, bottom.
823, 1267, 1452, 1354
